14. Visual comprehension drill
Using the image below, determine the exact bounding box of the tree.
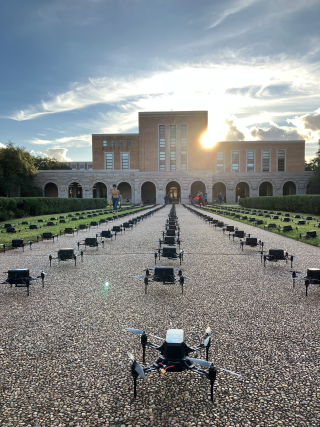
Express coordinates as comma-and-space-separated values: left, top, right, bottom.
0, 142, 42, 197
306, 139, 320, 194
34, 156, 71, 170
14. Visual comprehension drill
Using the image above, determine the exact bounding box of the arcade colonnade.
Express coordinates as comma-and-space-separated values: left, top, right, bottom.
36, 170, 311, 203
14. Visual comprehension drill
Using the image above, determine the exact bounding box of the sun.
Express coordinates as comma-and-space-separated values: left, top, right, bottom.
201, 123, 229, 149
201, 132, 216, 149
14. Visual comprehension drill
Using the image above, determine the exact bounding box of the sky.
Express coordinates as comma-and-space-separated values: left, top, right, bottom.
0, 0, 320, 162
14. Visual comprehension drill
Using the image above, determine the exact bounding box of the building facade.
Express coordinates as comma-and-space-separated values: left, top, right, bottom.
35, 111, 312, 203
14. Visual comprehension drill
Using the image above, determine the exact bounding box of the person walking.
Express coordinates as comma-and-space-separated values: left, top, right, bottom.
110, 184, 120, 214
218, 192, 223, 206
204, 193, 208, 206
198, 191, 203, 206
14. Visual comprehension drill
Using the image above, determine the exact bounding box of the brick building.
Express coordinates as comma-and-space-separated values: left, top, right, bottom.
35, 111, 311, 203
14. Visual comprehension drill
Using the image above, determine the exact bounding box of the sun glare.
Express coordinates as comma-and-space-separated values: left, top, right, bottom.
201, 132, 216, 149
201, 122, 229, 149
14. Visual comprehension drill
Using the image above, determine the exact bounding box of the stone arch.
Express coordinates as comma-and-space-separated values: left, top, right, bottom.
235, 181, 250, 202
141, 181, 157, 204
68, 182, 83, 198
165, 181, 181, 204
283, 181, 297, 196
139, 178, 159, 190
163, 178, 184, 191
44, 182, 58, 197
93, 182, 108, 198
212, 182, 226, 202
259, 181, 273, 197
117, 182, 132, 201
190, 180, 206, 199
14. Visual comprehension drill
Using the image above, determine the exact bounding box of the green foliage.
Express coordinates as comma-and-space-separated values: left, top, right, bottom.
34, 156, 71, 170
0, 197, 108, 220
239, 194, 320, 214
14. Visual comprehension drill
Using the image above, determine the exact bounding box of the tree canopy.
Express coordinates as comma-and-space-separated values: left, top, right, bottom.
306, 140, 320, 194
34, 156, 71, 170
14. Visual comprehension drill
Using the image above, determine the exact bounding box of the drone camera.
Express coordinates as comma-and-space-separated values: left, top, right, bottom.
164, 329, 185, 360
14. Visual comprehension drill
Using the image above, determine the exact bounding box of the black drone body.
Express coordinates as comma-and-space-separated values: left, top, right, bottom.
152, 246, 184, 265
42, 232, 58, 242
239, 237, 264, 251
231, 230, 246, 241
126, 327, 241, 401
260, 249, 294, 268
134, 266, 190, 294
64, 227, 78, 236
76, 237, 104, 250
158, 235, 181, 248
292, 268, 320, 296
1, 268, 45, 296
0, 239, 32, 253
48, 248, 83, 266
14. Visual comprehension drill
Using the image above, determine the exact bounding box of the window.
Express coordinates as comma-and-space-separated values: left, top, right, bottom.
71, 163, 77, 170
105, 153, 113, 170
121, 152, 130, 170
79, 163, 85, 170
159, 124, 166, 171
103, 140, 107, 147
246, 150, 254, 172
170, 125, 176, 171
119, 140, 123, 147
278, 150, 285, 171
87, 163, 92, 170
111, 140, 115, 147
231, 151, 240, 172
180, 124, 188, 171
216, 152, 224, 172
262, 150, 270, 172
127, 140, 131, 147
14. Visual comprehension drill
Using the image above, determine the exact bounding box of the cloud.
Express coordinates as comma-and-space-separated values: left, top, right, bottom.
249, 123, 304, 140
30, 134, 91, 148
224, 118, 245, 141
225, 83, 303, 99
287, 109, 320, 141
0, 142, 6, 148
43, 148, 72, 162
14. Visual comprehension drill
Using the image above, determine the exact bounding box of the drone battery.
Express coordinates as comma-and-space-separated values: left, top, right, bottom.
99, 219, 106, 223
306, 230, 317, 237
113, 226, 121, 232
166, 229, 176, 236
216, 221, 224, 227
256, 220, 264, 225
268, 223, 277, 229
226, 225, 234, 232
164, 236, 175, 245
59, 219, 66, 223
283, 225, 293, 232
307, 268, 320, 280
29, 224, 37, 229
101, 230, 112, 238
5, 224, 12, 228
8, 269, 29, 280
12, 239, 24, 248
163, 247, 177, 257
245, 237, 257, 245
269, 249, 284, 258
64, 228, 73, 233
43, 232, 53, 238
298, 220, 306, 225
242, 216, 248, 220
234, 230, 245, 238
6, 227, 16, 233
164, 329, 185, 360
154, 266, 174, 278
85, 238, 98, 246
58, 248, 74, 259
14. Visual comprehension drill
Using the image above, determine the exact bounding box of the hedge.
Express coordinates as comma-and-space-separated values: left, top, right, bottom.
0, 197, 108, 220
239, 195, 320, 214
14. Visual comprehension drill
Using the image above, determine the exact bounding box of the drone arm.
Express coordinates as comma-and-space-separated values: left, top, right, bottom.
145, 342, 161, 351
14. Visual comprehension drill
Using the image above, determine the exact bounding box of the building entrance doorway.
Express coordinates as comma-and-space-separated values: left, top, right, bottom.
166, 181, 180, 204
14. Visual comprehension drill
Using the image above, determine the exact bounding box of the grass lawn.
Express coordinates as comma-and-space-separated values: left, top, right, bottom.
201, 204, 320, 247
0, 204, 145, 251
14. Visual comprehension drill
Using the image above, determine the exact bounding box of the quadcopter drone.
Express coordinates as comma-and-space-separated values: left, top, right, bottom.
133, 266, 190, 294
41, 231, 59, 242
258, 249, 295, 267
125, 327, 241, 401
2, 224, 20, 233
1, 269, 45, 296
237, 237, 264, 251
292, 268, 320, 296
151, 247, 184, 265
75, 237, 105, 250
157, 235, 182, 248
48, 248, 83, 266
64, 227, 78, 236
0, 239, 33, 253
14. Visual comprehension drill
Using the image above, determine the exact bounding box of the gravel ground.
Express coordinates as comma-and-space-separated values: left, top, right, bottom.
0, 205, 319, 427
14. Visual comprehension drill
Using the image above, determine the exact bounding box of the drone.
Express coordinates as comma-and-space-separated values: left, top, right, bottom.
300, 230, 317, 239
292, 268, 320, 296
97, 230, 115, 240
1, 269, 45, 296
48, 248, 83, 266
125, 327, 241, 401
237, 237, 264, 251
64, 227, 78, 236
75, 237, 105, 250
41, 231, 59, 242
157, 235, 182, 248
230, 230, 247, 241
2, 224, 20, 233
151, 247, 184, 265
0, 239, 33, 253
258, 249, 295, 267
133, 266, 190, 294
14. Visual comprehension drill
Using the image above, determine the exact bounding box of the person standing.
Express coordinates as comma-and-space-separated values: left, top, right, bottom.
110, 184, 120, 214
218, 192, 223, 206
198, 191, 203, 206
204, 193, 208, 206
237, 195, 240, 204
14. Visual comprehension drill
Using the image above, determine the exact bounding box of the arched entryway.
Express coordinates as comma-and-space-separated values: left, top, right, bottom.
190, 181, 206, 199
117, 182, 132, 202
141, 182, 156, 204
44, 182, 58, 197
166, 181, 181, 204
283, 181, 296, 196
93, 182, 108, 198
259, 182, 273, 197
236, 182, 249, 202
68, 182, 82, 198
212, 182, 226, 203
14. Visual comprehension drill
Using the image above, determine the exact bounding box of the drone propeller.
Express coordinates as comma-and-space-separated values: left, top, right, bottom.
125, 328, 164, 341
133, 275, 147, 278
127, 351, 145, 379
40, 270, 46, 275
205, 326, 212, 336
188, 358, 242, 377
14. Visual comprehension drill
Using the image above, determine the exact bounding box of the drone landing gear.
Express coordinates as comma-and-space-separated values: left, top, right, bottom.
209, 366, 217, 401
144, 276, 148, 294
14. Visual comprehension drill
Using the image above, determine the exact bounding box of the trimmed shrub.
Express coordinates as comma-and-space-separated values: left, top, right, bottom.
0, 197, 107, 219
239, 195, 320, 214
